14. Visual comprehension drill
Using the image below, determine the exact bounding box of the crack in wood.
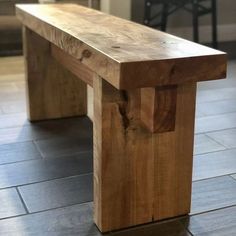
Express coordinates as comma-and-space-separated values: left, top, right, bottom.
118, 102, 130, 131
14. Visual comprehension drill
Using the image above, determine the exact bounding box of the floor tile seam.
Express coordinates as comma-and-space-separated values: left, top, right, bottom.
194, 145, 236, 157
195, 127, 236, 136
16, 187, 29, 214
193, 173, 236, 183
0, 172, 93, 191
0, 201, 93, 221
204, 133, 229, 149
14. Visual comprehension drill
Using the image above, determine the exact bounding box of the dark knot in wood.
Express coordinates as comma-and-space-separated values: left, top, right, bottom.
79, 49, 92, 62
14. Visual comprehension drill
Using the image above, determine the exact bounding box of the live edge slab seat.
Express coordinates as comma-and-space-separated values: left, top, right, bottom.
16, 4, 227, 233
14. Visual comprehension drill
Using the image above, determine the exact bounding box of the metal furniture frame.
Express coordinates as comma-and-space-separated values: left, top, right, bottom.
144, 0, 218, 48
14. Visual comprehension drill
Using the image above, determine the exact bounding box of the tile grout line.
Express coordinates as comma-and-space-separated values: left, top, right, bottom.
0, 170, 234, 191
0, 149, 92, 166
30, 140, 45, 159
192, 174, 234, 183
196, 97, 236, 105
195, 110, 236, 120
32, 140, 48, 159
17, 200, 93, 218
0, 134, 92, 146
194, 125, 236, 135
0, 157, 42, 167
32, 140, 92, 160
194, 147, 227, 156
0, 139, 35, 147
3, 186, 236, 231
0, 213, 28, 221
204, 133, 229, 149
189, 203, 236, 218
0, 201, 93, 221
0, 199, 195, 235
196, 109, 236, 118
195, 126, 236, 135
194, 145, 236, 157
185, 227, 194, 236
229, 175, 236, 181
16, 187, 29, 214
0, 172, 93, 191
193, 173, 236, 183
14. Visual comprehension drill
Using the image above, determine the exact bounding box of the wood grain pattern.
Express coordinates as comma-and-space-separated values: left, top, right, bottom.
153, 82, 196, 220
16, 4, 227, 89
93, 76, 154, 232
93, 76, 196, 232
23, 27, 87, 121
16, 3, 227, 233
141, 86, 177, 133
51, 44, 94, 87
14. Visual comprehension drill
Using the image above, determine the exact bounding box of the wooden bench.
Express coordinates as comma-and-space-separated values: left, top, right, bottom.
16, 4, 227, 233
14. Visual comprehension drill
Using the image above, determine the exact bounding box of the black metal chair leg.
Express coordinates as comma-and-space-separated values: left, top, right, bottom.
192, 0, 199, 43
144, 1, 152, 26
144, 0, 218, 47
212, 0, 218, 48
160, 3, 169, 31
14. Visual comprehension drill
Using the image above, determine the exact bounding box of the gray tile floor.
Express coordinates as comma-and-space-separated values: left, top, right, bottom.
0, 56, 236, 235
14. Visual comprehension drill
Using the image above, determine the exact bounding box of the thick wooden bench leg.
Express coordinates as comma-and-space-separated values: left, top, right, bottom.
93, 76, 196, 232
153, 82, 196, 220
23, 27, 87, 121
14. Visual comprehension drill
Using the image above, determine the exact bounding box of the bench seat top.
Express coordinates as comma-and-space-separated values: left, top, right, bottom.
16, 4, 226, 89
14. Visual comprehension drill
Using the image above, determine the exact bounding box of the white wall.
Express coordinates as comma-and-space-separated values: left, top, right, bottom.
101, 0, 131, 19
